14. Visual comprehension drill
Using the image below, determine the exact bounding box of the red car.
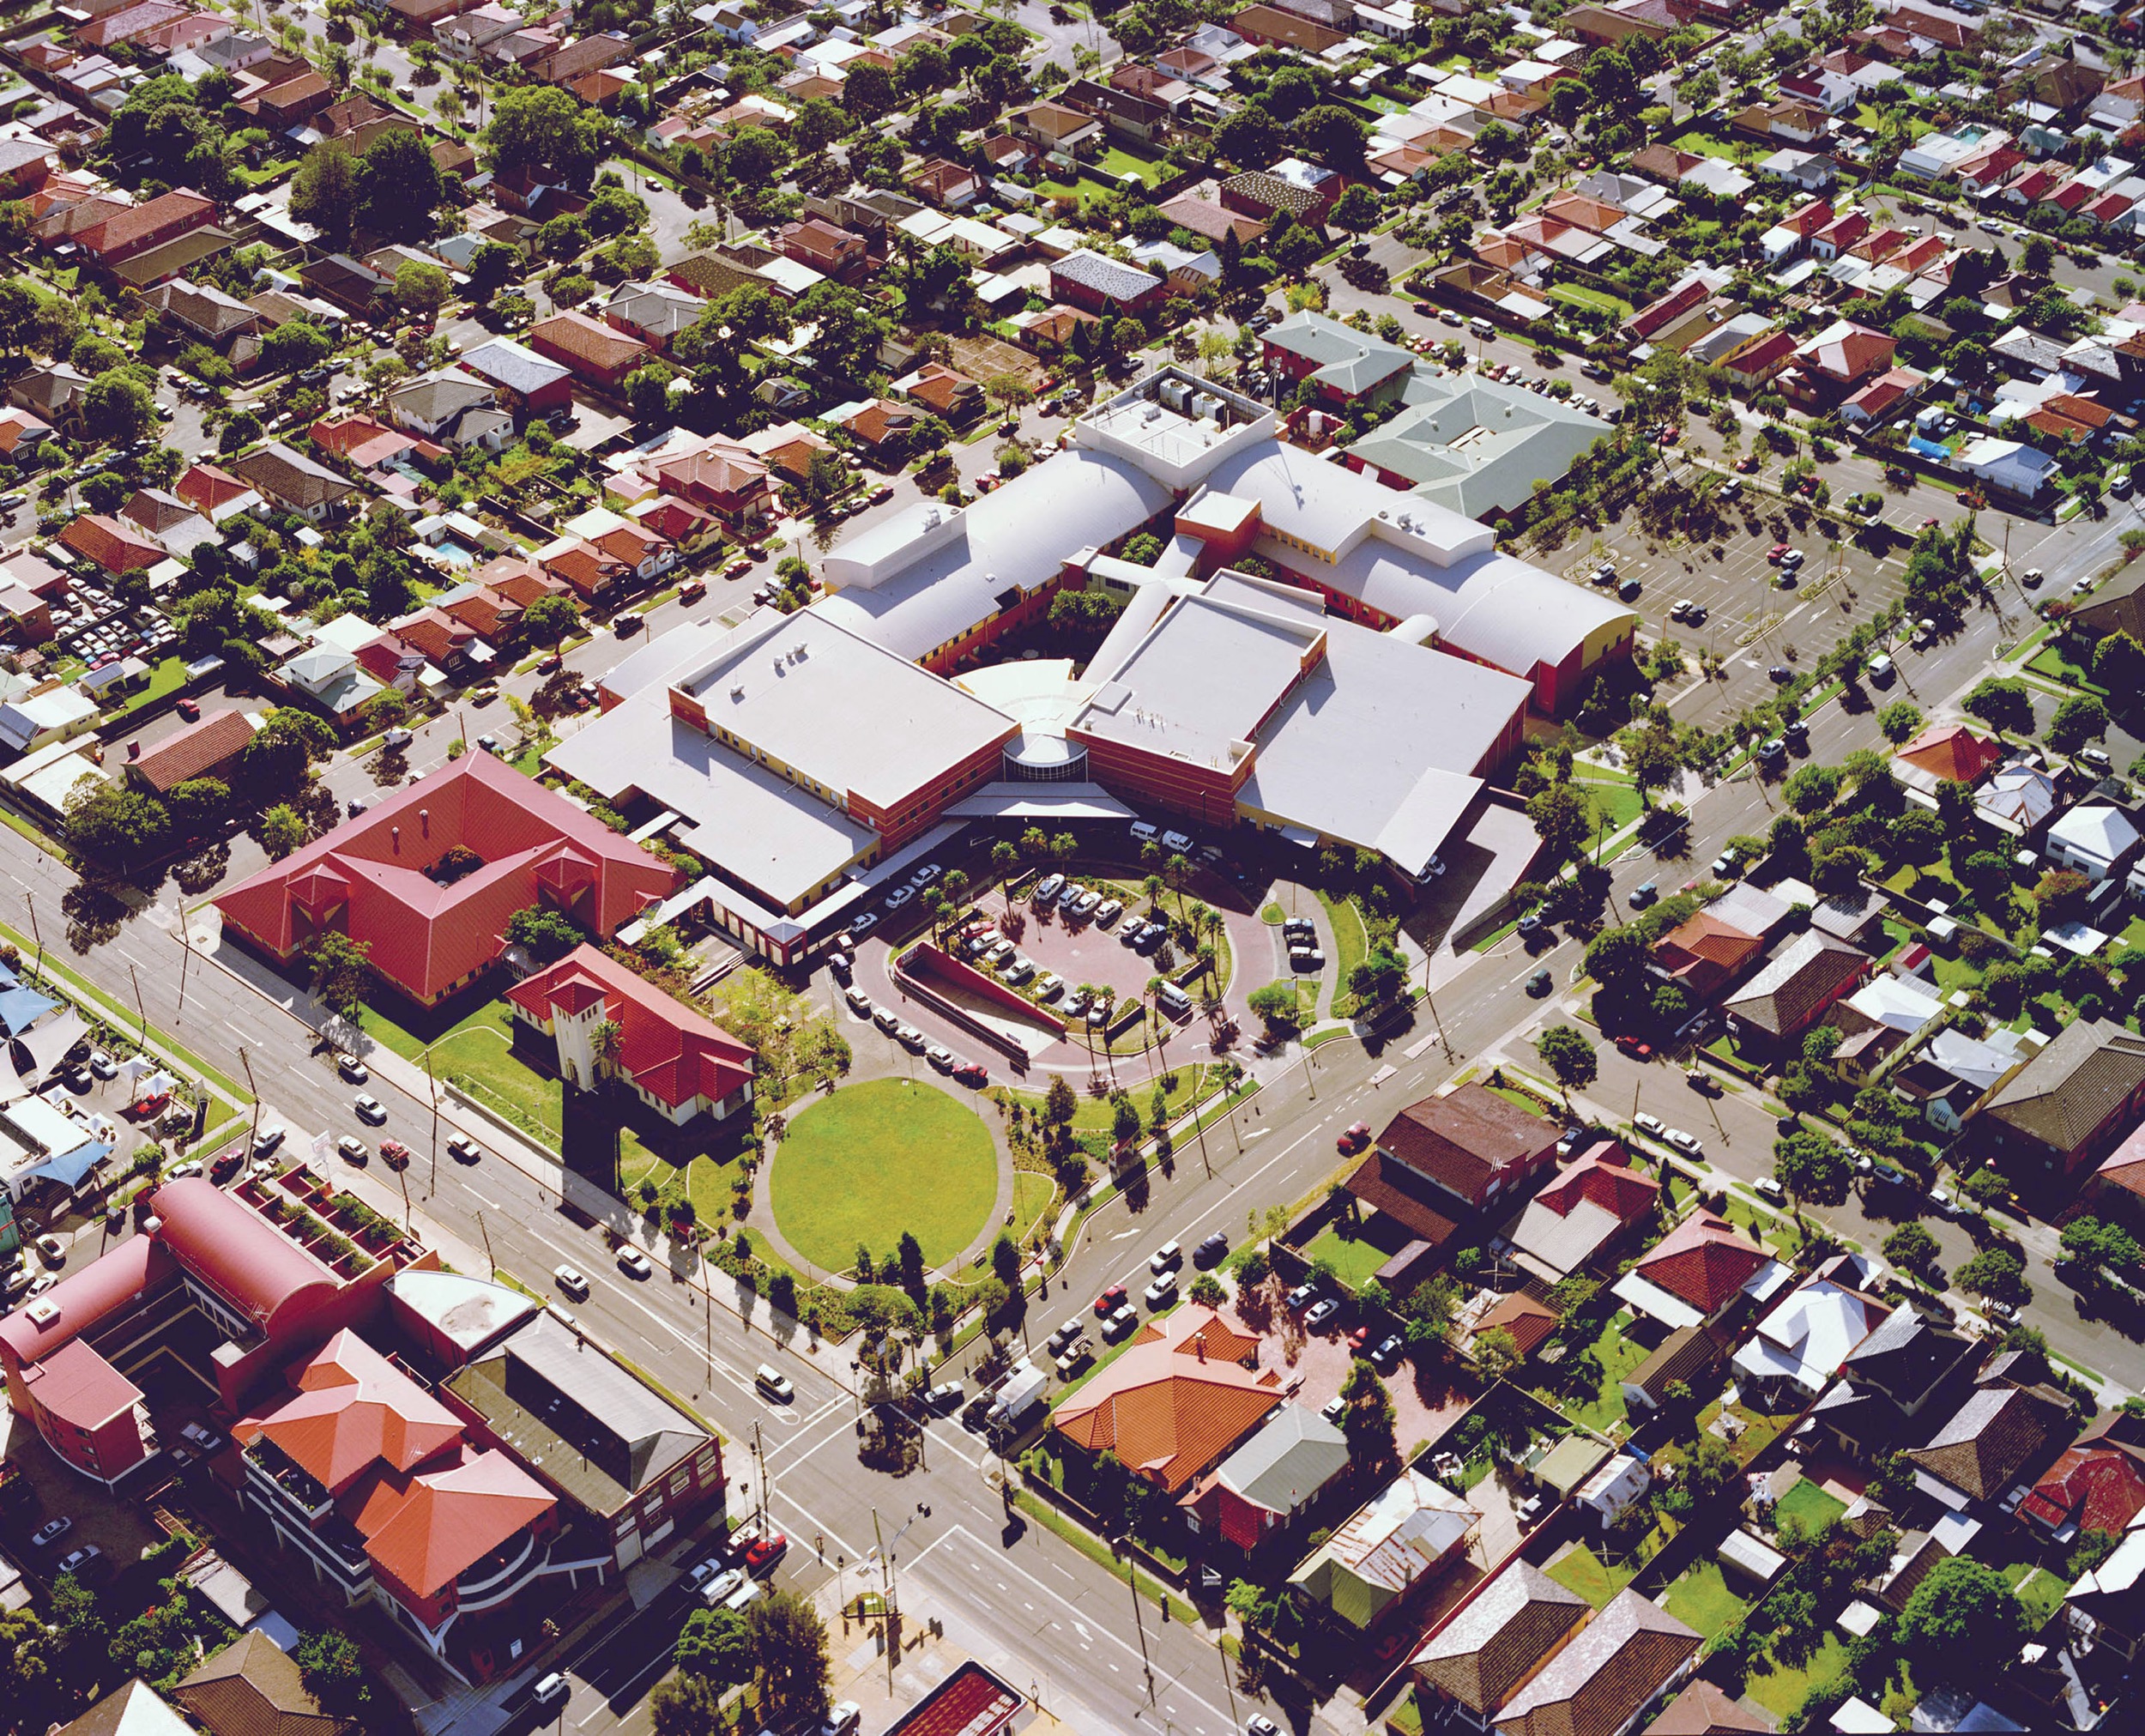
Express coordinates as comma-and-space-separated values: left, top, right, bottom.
954, 1062, 988, 1087
1346, 1325, 1371, 1352
1095, 1284, 1127, 1318
175, 697, 201, 721
1614, 1035, 1654, 1062
745, 1533, 788, 1572
1657, 424, 1679, 445
1336, 1120, 1373, 1154
378, 1139, 412, 1169
1767, 542, 1792, 564
1736, 454, 1761, 473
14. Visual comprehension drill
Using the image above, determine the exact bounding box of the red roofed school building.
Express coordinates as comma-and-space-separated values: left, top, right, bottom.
506, 944, 754, 1128
214, 750, 677, 1005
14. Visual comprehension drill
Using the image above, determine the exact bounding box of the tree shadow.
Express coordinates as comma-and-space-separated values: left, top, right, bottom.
61, 881, 128, 954
172, 843, 228, 897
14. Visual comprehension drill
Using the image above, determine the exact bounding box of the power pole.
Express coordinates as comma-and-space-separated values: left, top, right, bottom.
475, 1211, 494, 1273
239, 1048, 260, 1167
1127, 1560, 1156, 1703
127, 964, 148, 1049
174, 907, 192, 1020
21, 893, 41, 978
425, 1049, 438, 1196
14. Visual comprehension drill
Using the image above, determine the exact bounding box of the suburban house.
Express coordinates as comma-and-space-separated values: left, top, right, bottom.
1181, 1404, 1350, 1551
1288, 1466, 1479, 1630
1048, 248, 1166, 318
2021, 1438, 2145, 1540
1621, 1325, 1728, 1416
1048, 1307, 1283, 1497
125, 710, 257, 798
505, 945, 753, 1129
1492, 1589, 1700, 1736
227, 444, 358, 523
1975, 1018, 2145, 1177
1503, 1146, 1659, 1283
1731, 1254, 1889, 1409
1907, 1380, 2070, 1510
2067, 1527, 2145, 1661
1720, 933, 1870, 1046
1371, 1086, 1558, 1213
173, 1630, 362, 1736
2045, 803, 2142, 883
1613, 1211, 1785, 1330
1261, 310, 1416, 409
1806, 1309, 1980, 1461
1651, 910, 1767, 998
1410, 1560, 1589, 1730
528, 310, 651, 390
58, 514, 166, 578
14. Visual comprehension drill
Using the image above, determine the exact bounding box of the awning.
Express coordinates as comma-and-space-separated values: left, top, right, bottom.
0, 982, 58, 1038
10, 1007, 85, 1084
944, 782, 1136, 821
21, 1137, 111, 1192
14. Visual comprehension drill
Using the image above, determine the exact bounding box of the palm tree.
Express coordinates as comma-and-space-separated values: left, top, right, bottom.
1073, 982, 1102, 1078
1141, 874, 1166, 915
1096, 988, 1119, 1083
1165, 853, 1191, 919
588, 1018, 624, 1194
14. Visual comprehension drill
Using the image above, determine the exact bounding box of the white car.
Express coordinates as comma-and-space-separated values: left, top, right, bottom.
909, 862, 941, 887
1634, 1112, 1667, 1137
896, 1023, 926, 1051
88, 1050, 117, 1080
700, 1566, 747, 1606
1665, 1128, 1702, 1156
1162, 830, 1193, 852
1095, 898, 1124, 926
926, 1044, 954, 1071
616, 1248, 653, 1279
1035, 873, 1066, 903
29, 1517, 69, 1548
554, 1265, 590, 1299
885, 884, 915, 908
353, 1094, 386, 1123
336, 1055, 368, 1084
844, 986, 873, 1015
335, 1135, 369, 1164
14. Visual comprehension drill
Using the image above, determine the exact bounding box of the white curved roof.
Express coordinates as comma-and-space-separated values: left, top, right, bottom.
814, 446, 1174, 662
1201, 442, 1495, 568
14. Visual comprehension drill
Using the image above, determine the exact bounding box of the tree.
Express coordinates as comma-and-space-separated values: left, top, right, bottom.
1899, 1557, 2028, 1657
2096, 631, 2145, 693
1248, 982, 1303, 1038
990, 1231, 1021, 1290
895, 1230, 927, 1298
1473, 1327, 1521, 1379
2021, 233, 2056, 276
1337, 1356, 1397, 1467
1584, 925, 1650, 992
1300, 104, 1368, 170
1878, 701, 1923, 744
1772, 1128, 1850, 1208
2051, 693, 2111, 753
650, 1672, 728, 1736
484, 84, 607, 184
2063, 1214, 2145, 1274
261, 319, 333, 373
1189, 1272, 1226, 1308
359, 127, 445, 240
1963, 676, 2034, 736
1956, 1245, 2028, 1304
305, 932, 372, 1018
468, 239, 519, 300
625, 361, 678, 422
1884, 1221, 1940, 1279
1527, 782, 1592, 860
1328, 183, 1381, 233
289, 139, 360, 241
1784, 762, 1842, 815
395, 257, 451, 319
674, 1605, 751, 1685
1348, 945, 1408, 1009
746, 1590, 831, 1723
1211, 106, 1281, 168
81, 368, 155, 445
239, 708, 336, 799
63, 781, 170, 867
1537, 1025, 1597, 1097
294, 1630, 372, 1718
521, 591, 580, 653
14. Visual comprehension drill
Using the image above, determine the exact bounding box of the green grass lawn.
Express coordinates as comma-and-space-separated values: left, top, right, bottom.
1096, 146, 1165, 186
104, 655, 189, 723
2029, 646, 2102, 692
1669, 130, 1741, 160
770, 1078, 999, 1270
1724, 1195, 1803, 1260
1318, 891, 1369, 1013
1535, 1319, 1648, 1434
1302, 1224, 1392, 1292
2005, 1563, 2065, 1630
991, 1064, 1212, 1134
1547, 1543, 1634, 1608
1747, 1633, 1849, 1721
1546, 282, 1634, 319
1576, 771, 1643, 836
1774, 1478, 1847, 1533
1663, 1561, 1748, 1638
1011, 1170, 1057, 1243
432, 1023, 560, 1138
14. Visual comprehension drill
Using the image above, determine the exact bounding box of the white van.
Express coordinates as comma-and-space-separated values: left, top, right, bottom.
1866, 653, 1895, 686
1468, 316, 1495, 338
1129, 820, 1158, 843
1155, 982, 1192, 1019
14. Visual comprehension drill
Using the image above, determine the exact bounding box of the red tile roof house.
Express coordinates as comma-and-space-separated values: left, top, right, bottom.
1505, 1145, 1661, 1284
214, 749, 677, 1006
1652, 910, 1767, 999
1372, 1083, 1558, 1213
893, 360, 986, 423
125, 707, 256, 797
1777, 319, 1897, 410
68, 186, 218, 269
528, 309, 651, 391
536, 537, 631, 602
59, 513, 166, 577
776, 216, 868, 281
387, 605, 481, 674
1050, 1306, 1284, 1497
651, 445, 776, 535
907, 157, 982, 208
506, 943, 753, 1128
2020, 1442, 2145, 1540
1721, 932, 1870, 1047
1618, 1210, 1773, 1327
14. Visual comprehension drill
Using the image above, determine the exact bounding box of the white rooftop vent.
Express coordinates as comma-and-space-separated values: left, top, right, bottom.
793, 643, 808, 659
730, 685, 746, 700
922, 507, 940, 529
26, 1298, 58, 1328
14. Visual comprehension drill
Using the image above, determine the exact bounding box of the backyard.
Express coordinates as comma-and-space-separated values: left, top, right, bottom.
1302, 1221, 1397, 1292
1546, 1541, 1637, 1609
1662, 1560, 1747, 1639
769, 1077, 1000, 1272
1773, 1478, 1847, 1534
1532, 1316, 1649, 1436
1746, 1633, 1851, 1722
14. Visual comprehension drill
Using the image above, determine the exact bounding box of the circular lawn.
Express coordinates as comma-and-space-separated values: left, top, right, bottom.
770, 1078, 1000, 1273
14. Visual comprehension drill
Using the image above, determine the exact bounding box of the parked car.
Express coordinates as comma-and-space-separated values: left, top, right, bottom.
335, 1135, 369, 1164
617, 1248, 654, 1279
1094, 1284, 1127, 1317
555, 1265, 590, 1299
1665, 1128, 1703, 1156
29, 1518, 69, 1548
1336, 1121, 1373, 1154
353, 1094, 386, 1123
336, 1055, 368, 1084
1614, 1035, 1654, 1061
1303, 1297, 1341, 1331
1194, 1231, 1229, 1268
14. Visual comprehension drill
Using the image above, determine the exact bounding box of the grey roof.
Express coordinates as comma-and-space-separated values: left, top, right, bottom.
1723, 932, 1868, 1036
1702, 881, 1796, 939
445, 1308, 711, 1516
387, 366, 500, 426
1266, 309, 1415, 396
1347, 372, 1607, 519
461, 335, 571, 396
1051, 246, 1163, 302
1213, 1403, 1349, 1513
1923, 1026, 2019, 1092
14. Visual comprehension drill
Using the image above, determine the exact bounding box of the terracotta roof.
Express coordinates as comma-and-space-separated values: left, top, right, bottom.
505, 944, 753, 1111
1476, 1291, 1557, 1359
1375, 1084, 1554, 1207
2020, 1444, 2145, 1535
1496, 1587, 1699, 1736
1631, 1212, 1767, 1315
344, 1439, 554, 1598
1907, 1385, 2064, 1502
529, 308, 650, 377
1343, 1148, 1461, 1248
175, 462, 254, 515
656, 445, 770, 503
1655, 912, 1765, 977
1643, 1679, 1773, 1734
1157, 193, 1266, 245
59, 513, 163, 575
131, 709, 254, 795
1050, 1306, 1281, 1492
1411, 1560, 1586, 1715
174, 1630, 358, 1736
75, 185, 214, 262
253, 1328, 463, 1491
1984, 1019, 2145, 1158
1532, 1146, 1659, 1224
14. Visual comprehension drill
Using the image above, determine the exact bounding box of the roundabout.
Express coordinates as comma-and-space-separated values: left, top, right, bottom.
768, 1077, 1003, 1274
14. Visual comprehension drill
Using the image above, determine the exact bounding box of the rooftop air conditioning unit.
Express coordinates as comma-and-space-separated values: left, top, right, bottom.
27, 1298, 58, 1327
731, 686, 746, 699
